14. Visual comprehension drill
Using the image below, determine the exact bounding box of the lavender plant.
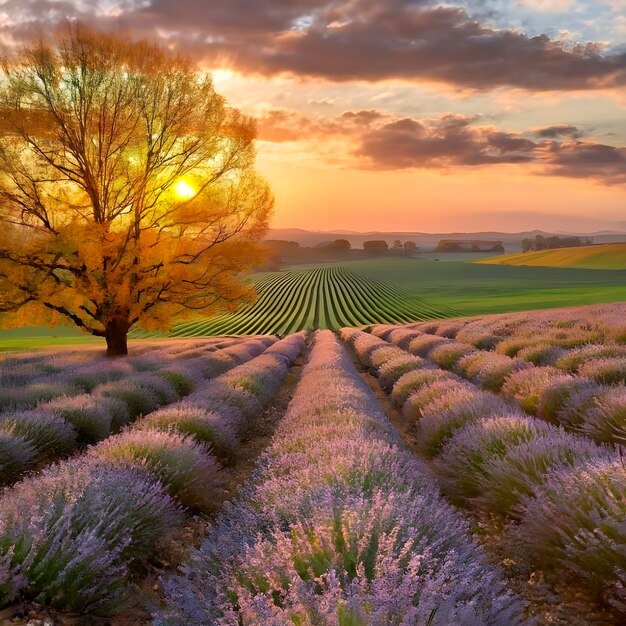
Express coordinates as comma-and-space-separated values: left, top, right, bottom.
0, 381, 80, 412
0, 458, 181, 614
40, 394, 113, 444
578, 387, 626, 444
157, 331, 525, 625
391, 369, 456, 407
501, 366, 568, 415
0, 432, 37, 484
137, 403, 238, 458
514, 454, 626, 610
554, 344, 626, 372
402, 379, 476, 421
579, 357, 626, 385
90, 430, 222, 513
94, 379, 162, 418
459, 352, 530, 392
377, 353, 425, 391
536, 376, 597, 422
433, 415, 547, 505
407, 334, 451, 357
417, 391, 514, 458
0, 411, 77, 463
516, 343, 565, 366
430, 342, 476, 369
68, 360, 134, 392
474, 429, 604, 518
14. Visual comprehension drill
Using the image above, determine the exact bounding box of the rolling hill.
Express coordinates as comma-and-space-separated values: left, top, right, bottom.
477, 243, 626, 270
165, 264, 457, 337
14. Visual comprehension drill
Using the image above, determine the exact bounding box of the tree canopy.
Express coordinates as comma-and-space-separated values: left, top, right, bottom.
0, 26, 272, 355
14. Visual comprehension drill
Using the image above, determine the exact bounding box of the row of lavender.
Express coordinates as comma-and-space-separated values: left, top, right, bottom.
411, 304, 626, 383
157, 330, 523, 624
412, 302, 626, 353
0, 337, 241, 409
0, 337, 274, 485
0, 333, 305, 615
373, 323, 626, 446
344, 328, 626, 612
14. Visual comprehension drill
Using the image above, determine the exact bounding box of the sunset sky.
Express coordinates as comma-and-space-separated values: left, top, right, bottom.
2, 0, 625, 232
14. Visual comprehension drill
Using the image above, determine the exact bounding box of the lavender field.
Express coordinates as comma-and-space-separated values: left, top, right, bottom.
1, 303, 626, 624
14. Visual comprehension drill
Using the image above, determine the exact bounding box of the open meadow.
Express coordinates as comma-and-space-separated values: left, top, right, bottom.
478, 243, 626, 270
130, 258, 626, 337
0, 302, 625, 623
7, 258, 626, 350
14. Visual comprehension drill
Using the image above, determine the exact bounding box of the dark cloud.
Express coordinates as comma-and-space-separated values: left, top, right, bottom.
359, 116, 626, 183
535, 124, 583, 138
257, 108, 626, 184
2, 0, 625, 91
543, 141, 626, 183
358, 114, 537, 168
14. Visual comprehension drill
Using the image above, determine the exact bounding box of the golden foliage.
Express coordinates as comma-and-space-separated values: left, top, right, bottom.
0, 25, 272, 353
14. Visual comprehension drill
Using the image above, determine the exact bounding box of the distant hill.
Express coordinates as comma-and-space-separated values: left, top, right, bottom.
477, 242, 626, 270
267, 229, 626, 252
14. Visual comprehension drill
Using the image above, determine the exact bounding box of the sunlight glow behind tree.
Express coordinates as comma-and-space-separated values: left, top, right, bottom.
174, 178, 197, 200
0, 25, 272, 356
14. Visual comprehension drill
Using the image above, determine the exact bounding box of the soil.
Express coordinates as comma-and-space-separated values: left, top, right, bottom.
2, 358, 305, 626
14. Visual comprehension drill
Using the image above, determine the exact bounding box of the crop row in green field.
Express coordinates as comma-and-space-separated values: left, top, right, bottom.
169, 265, 457, 337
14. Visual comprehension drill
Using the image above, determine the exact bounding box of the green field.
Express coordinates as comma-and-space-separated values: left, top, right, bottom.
0, 325, 101, 351
4, 257, 626, 348
165, 264, 458, 337
478, 242, 626, 269
341, 258, 626, 314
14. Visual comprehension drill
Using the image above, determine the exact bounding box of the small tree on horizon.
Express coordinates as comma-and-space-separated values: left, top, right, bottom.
0, 26, 272, 356
403, 240, 417, 255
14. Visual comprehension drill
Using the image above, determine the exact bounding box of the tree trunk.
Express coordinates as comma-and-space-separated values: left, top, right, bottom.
105, 318, 129, 357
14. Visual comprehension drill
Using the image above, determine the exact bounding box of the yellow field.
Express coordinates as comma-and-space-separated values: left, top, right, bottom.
477, 243, 626, 270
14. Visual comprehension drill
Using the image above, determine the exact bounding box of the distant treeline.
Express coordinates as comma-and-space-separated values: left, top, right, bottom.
521, 235, 593, 252
435, 239, 504, 253
259, 239, 418, 268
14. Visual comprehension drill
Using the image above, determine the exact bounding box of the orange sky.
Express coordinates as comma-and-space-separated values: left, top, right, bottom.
4, 0, 626, 232
214, 70, 626, 232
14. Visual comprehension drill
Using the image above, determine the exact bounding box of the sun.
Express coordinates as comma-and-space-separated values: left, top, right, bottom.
174, 178, 196, 199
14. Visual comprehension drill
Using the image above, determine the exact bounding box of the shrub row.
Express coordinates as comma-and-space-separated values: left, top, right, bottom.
157, 330, 525, 624
0, 337, 264, 411
136, 332, 307, 459
351, 328, 626, 612
380, 325, 626, 446
410, 309, 626, 374
0, 338, 272, 486
0, 334, 302, 615
410, 304, 626, 350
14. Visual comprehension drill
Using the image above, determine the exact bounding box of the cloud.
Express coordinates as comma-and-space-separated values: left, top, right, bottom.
256, 107, 626, 183
543, 141, 626, 182
534, 124, 583, 137
2, 0, 625, 91
358, 115, 537, 168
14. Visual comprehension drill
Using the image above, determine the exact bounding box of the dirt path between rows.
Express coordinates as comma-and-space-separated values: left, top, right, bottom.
3, 357, 305, 626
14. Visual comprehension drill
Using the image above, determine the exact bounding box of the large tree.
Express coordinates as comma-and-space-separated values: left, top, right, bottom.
0, 26, 272, 355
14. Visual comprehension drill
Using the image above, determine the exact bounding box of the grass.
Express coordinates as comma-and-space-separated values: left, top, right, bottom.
5, 257, 626, 346
0, 326, 100, 350
163, 259, 626, 336
477, 243, 626, 270
162, 263, 458, 337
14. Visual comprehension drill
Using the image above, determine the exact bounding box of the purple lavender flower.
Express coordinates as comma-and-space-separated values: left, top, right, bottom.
157, 331, 524, 625
0, 457, 181, 614
514, 453, 626, 611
